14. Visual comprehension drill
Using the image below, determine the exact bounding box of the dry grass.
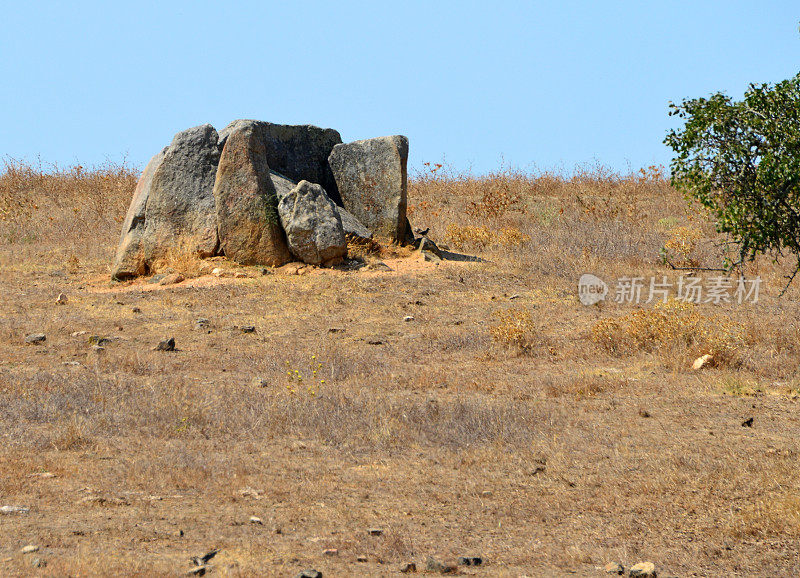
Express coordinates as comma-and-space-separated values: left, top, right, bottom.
1, 159, 800, 575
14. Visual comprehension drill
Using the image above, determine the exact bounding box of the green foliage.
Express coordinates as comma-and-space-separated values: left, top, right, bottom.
664, 73, 800, 285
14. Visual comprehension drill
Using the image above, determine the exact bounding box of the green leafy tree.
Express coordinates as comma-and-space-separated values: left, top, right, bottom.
664, 73, 800, 288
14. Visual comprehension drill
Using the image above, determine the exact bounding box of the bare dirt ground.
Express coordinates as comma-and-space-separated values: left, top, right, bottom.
1, 162, 800, 576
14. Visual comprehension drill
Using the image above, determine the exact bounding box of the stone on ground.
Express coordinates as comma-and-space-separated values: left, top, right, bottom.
213, 122, 292, 266
278, 180, 347, 266
328, 135, 409, 242
629, 561, 657, 577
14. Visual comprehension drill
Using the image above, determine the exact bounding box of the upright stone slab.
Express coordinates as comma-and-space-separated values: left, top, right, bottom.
278, 180, 347, 266
111, 148, 167, 279
337, 206, 372, 241
328, 135, 409, 243
213, 123, 292, 266
219, 120, 343, 205
140, 124, 221, 264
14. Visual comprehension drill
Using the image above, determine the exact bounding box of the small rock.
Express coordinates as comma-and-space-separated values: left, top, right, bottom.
186, 566, 209, 576
323, 548, 338, 556
71, 330, 88, 337
212, 267, 224, 277
400, 562, 417, 573
295, 570, 322, 578
368, 527, 383, 536
233, 271, 248, 278
480, 490, 493, 497
0, 505, 30, 514
426, 557, 457, 574
403, 315, 414, 322
28, 472, 56, 479
458, 556, 483, 566
31, 557, 46, 568
158, 272, 185, 285
21, 545, 39, 554
249, 515, 263, 524
692, 353, 715, 370
194, 318, 211, 331
24, 333, 46, 345
278, 262, 307, 276
240, 325, 256, 334
190, 549, 219, 567
742, 417, 754, 427
604, 561, 625, 575
56, 293, 68, 305
154, 337, 176, 351
629, 561, 657, 578
87, 335, 112, 346
131, 306, 141, 313
251, 377, 269, 388
357, 555, 368, 562
638, 408, 651, 418
365, 260, 393, 272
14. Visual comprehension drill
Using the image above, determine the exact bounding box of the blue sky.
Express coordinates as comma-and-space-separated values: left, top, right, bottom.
1, 1, 798, 175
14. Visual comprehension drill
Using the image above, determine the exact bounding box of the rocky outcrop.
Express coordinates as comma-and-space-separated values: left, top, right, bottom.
113, 121, 414, 279
213, 122, 292, 266
112, 148, 167, 279
219, 120, 342, 205
328, 135, 409, 243
140, 124, 221, 263
113, 125, 220, 279
278, 180, 347, 266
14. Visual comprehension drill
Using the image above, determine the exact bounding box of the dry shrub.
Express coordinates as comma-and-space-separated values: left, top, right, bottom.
0, 157, 138, 248
490, 308, 536, 354
661, 225, 704, 266
591, 300, 747, 365
466, 170, 527, 218
446, 224, 530, 250
149, 240, 209, 278
546, 373, 621, 399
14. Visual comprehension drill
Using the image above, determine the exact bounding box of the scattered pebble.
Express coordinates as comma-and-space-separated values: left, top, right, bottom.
323, 548, 338, 556
604, 561, 625, 575
154, 337, 176, 351
251, 377, 269, 388
692, 353, 715, 370
71, 330, 88, 337
20, 545, 39, 554
55, 292, 68, 304
480, 490, 493, 497
249, 516, 263, 525
88, 335, 112, 346
24, 333, 46, 345
400, 562, 417, 573
0, 505, 30, 514
368, 527, 383, 536
240, 325, 256, 334
357, 555, 368, 562
194, 318, 211, 331
458, 556, 483, 566
158, 273, 185, 285
295, 570, 322, 578
31, 557, 46, 568
426, 557, 457, 574
742, 417, 754, 428
629, 561, 657, 577
639, 408, 651, 418
132, 307, 141, 313
403, 315, 415, 322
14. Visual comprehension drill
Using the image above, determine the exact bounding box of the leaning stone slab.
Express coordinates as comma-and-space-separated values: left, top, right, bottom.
328, 135, 409, 243
213, 123, 292, 266
278, 180, 347, 266
111, 147, 167, 279
337, 206, 372, 241
219, 120, 343, 205
139, 124, 221, 266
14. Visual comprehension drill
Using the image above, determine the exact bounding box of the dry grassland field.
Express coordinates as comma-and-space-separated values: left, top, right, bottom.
2, 159, 800, 577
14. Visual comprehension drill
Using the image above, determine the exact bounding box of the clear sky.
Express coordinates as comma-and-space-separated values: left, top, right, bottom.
1, 1, 798, 175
